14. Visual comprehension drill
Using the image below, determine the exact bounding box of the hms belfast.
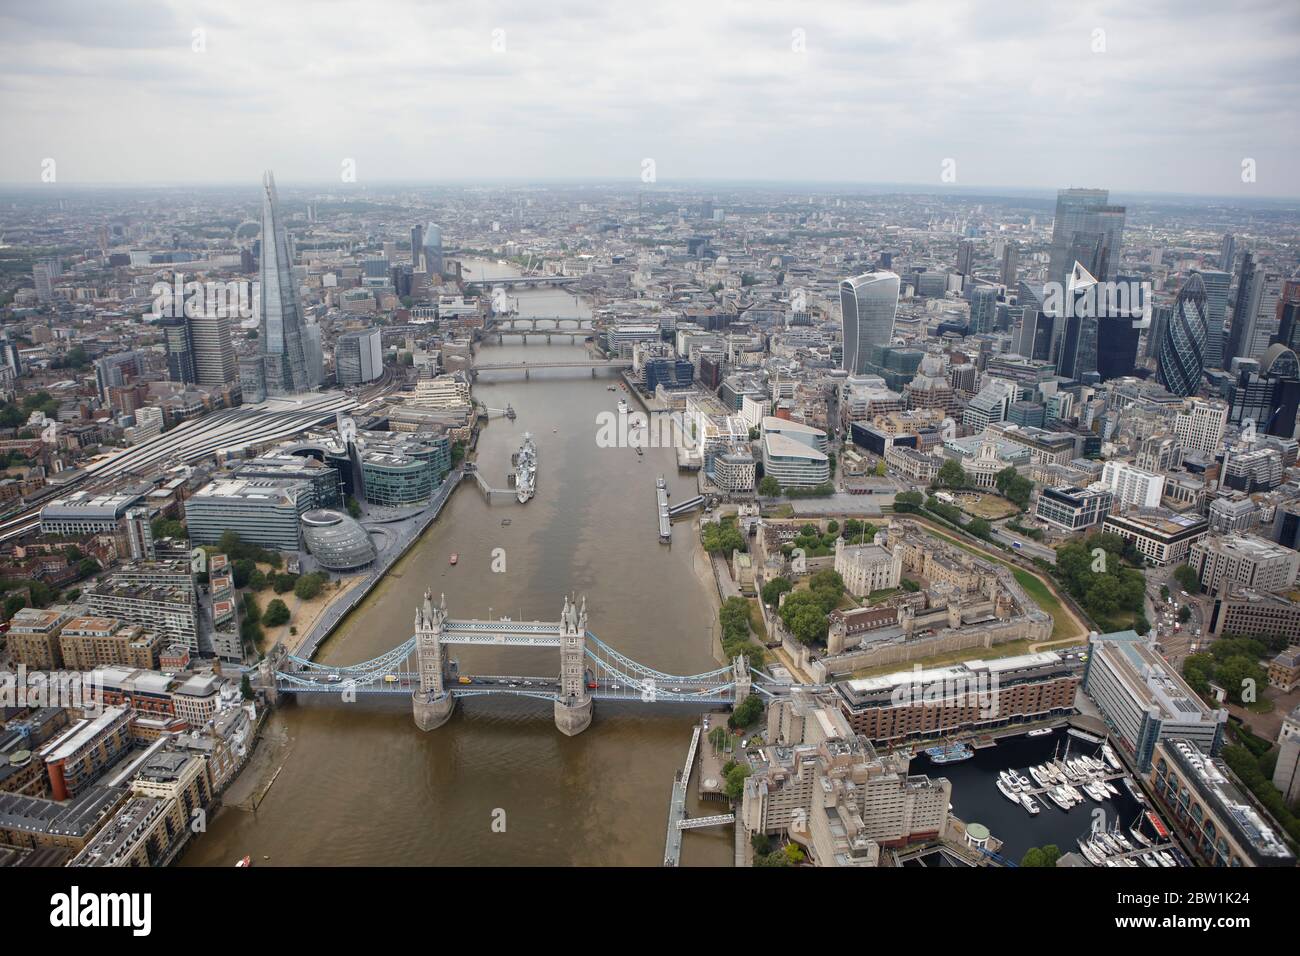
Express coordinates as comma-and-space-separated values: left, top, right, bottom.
512, 433, 537, 504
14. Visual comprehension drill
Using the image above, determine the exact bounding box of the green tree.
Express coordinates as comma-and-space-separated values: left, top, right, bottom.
294, 572, 325, 601
263, 599, 290, 627
761, 577, 792, 605
240, 674, 254, 700
1173, 563, 1200, 593
1021, 844, 1062, 867
933, 459, 967, 489
728, 694, 764, 729
757, 475, 781, 497
723, 761, 752, 799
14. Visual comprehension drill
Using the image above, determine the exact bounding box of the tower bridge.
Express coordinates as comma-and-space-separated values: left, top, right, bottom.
269, 593, 784, 735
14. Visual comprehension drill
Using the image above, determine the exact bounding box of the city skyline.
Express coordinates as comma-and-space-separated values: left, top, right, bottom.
1, 0, 1298, 196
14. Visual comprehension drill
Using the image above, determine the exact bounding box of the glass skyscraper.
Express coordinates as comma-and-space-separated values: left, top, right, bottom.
1047, 188, 1126, 287
258, 170, 310, 394
1156, 273, 1208, 397
422, 222, 443, 277
1194, 268, 1231, 371
839, 272, 900, 376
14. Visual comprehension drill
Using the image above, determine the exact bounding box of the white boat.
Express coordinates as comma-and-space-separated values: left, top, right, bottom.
617, 399, 629, 416
1018, 792, 1041, 815
1101, 779, 1120, 798
1029, 765, 1053, 789
1101, 742, 1122, 771
1140, 853, 1160, 868
996, 777, 1021, 803
1077, 839, 1106, 866
1027, 727, 1053, 737
1063, 784, 1085, 804
1156, 851, 1177, 868
1097, 832, 1122, 854
1046, 787, 1074, 811
1016, 775, 1031, 790
1082, 781, 1107, 802
1113, 832, 1135, 853
998, 770, 1021, 792
1129, 827, 1153, 848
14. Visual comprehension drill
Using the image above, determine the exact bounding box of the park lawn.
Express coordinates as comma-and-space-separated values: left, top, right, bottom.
956, 493, 1021, 521
747, 598, 768, 641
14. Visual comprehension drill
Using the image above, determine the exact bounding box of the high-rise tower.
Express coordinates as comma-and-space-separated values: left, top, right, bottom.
839, 272, 900, 376
1047, 188, 1126, 288
258, 171, 310, 394
1156, 273, 1208, 397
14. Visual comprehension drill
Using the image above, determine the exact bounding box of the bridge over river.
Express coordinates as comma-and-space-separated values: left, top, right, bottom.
266, 593, 786, 734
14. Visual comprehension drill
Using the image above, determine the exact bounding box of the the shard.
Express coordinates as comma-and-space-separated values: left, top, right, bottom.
259, 170, 310, 394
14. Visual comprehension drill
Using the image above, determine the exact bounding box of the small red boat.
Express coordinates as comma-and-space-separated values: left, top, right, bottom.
449, 553, 459, 566
235, 855, 252, 868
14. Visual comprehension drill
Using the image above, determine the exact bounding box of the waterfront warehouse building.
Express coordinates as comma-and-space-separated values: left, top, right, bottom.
1150, 737, 1293, 867
833, 652, 1079, 747
301, 509, 378, 570
184, 478, 313, 552
1082, 630, 1227, 772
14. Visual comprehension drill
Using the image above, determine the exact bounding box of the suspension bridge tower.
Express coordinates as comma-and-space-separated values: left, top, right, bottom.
413, 590, 456, 731
554, 594, 594, 736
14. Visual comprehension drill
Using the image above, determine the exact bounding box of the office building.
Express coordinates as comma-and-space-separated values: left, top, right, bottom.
1100, 509, 1209, 566
1034, 484, 1112, 532
422, 222, 443, 277
1196, 269, 1231, 371
1150, 738, 1292, 867
1100, 460, 1165, 510
1047, 188, 1126, 287
1082, 630, 1227, 771
160, 316, 196, 384
189, 312, 238, 387
1208, 584, 1300, 642
1174, 398, 1228, 454
839, 272, 900, 376
39, 492, 144, 536
185, 478, 312, 552
1156, 273, 1208, 397
1188, 534, 1300, 595
335, 328, 384, 385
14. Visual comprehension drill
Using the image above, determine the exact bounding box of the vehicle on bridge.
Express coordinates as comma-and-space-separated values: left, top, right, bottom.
459, 676, 472, 684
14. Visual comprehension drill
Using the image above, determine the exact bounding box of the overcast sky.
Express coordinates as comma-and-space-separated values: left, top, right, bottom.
1, 0, 1297, 196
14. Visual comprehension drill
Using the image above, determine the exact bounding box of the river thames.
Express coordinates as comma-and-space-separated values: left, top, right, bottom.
183, 261, 733, 866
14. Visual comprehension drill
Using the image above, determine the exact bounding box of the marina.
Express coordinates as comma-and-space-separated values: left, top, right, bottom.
911, 727, 1180, 864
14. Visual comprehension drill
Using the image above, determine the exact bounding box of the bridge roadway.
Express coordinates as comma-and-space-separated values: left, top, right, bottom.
278, 669, 739, 704
471, 359, 631, 372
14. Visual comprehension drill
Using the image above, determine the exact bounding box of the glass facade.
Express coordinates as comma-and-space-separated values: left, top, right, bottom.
839, 272, 899, 376
259, 170, 310, 394
1156, 273, 1208, 397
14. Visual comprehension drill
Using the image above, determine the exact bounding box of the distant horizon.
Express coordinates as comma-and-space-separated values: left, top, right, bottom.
2, 177, 1298, 205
